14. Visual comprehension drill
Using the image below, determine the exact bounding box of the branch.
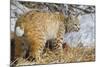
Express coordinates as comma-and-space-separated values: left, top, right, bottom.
69, 5, 95, 14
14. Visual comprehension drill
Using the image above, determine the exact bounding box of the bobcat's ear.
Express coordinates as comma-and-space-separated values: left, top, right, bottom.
64, 16, 68, 23
76, 14, 79, 17
76, 13, 81, 19
66, 15, 72, 20
68, 15, 72, 19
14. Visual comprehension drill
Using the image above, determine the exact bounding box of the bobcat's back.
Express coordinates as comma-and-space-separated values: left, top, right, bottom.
15, 11, 65, 40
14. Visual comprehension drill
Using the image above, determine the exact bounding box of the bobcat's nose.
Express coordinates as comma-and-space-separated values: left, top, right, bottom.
78, 27, 80, 30
75, 27, 80, 32
77, 25, 80, 31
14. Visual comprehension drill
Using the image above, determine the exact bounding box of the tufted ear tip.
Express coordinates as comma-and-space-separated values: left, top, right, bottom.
76, 13, 81, 19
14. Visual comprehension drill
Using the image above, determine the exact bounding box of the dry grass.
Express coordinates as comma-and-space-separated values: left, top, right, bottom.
14, 46, 95, 66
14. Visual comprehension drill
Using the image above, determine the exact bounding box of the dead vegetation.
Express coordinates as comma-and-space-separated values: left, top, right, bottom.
12, 45, 95, 66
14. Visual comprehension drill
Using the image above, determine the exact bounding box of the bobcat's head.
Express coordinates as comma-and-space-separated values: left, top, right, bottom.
64, 15, 80, 33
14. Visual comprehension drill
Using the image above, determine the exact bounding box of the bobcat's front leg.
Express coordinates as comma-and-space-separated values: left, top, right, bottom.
54, 23, 65, 54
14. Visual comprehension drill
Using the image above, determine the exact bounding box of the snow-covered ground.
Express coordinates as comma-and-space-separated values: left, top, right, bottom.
64, 14, 96, 47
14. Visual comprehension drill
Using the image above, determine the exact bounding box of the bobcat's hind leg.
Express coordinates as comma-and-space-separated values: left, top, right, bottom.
28, 35, 46, 64
15, 37, 23, 59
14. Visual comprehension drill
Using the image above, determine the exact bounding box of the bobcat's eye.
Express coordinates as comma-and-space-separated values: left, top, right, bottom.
74, 24, 77, 26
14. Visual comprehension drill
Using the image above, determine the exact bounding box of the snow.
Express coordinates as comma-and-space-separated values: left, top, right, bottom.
10, 18, 17, 32
15, 26, 24, 37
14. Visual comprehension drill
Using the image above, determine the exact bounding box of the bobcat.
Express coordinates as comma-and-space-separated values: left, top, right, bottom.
14, 11, 80, 64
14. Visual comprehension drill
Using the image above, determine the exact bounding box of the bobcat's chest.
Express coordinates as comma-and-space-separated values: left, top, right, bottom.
45, 21, 59, 40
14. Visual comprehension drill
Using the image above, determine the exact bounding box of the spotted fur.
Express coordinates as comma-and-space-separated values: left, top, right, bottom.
14, 11, 80, 64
